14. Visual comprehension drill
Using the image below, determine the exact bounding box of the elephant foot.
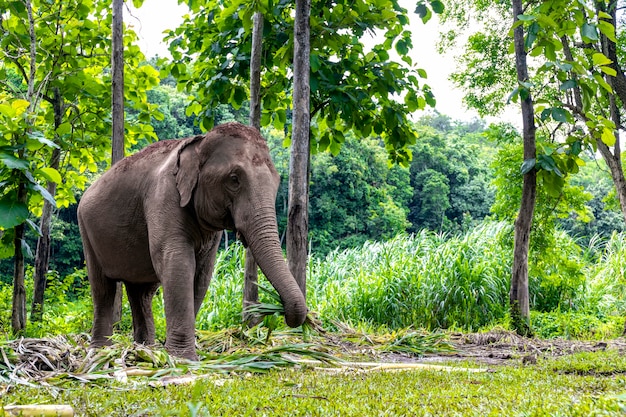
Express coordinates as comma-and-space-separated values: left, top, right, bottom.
89, 335, 113, 348
165, 343, 198, 361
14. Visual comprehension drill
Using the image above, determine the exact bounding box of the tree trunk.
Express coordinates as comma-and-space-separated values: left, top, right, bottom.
31, 89, 63, 322
287, 0, 311, 298
243, 11, 263, 324
111, 0, 125, 325
510, 0, 535, 336
12, 0, 36, 333
595, 1, 626, 227
595, 0, 626, 334
111, 0, 125, 165
11, 181, 28, 333
30, 150, 60, 321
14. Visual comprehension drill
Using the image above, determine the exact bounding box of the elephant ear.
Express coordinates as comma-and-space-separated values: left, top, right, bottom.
174, 136, 204, 207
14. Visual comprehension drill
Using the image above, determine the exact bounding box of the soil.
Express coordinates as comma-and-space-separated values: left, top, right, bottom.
323, 329, 626, 367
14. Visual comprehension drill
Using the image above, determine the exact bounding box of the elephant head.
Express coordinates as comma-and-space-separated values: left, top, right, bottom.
174, 123, 307, 327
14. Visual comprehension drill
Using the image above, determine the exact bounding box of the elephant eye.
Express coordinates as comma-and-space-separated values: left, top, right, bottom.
228, 174, 240, 187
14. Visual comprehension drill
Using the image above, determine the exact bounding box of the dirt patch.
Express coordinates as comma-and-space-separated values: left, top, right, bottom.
397, 330, 626, 366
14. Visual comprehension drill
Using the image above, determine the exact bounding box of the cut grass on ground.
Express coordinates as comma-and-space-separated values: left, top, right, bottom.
2, 330, 626, 416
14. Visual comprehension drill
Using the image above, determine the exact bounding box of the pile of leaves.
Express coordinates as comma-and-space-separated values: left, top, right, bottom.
0, 322, 458, 394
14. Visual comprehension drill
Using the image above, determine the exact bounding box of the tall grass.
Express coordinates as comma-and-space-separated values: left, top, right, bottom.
307, 222, 512, 330
585, 231, 626, 316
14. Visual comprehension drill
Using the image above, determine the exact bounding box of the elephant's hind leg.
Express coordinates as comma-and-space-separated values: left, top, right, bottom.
89, 272, 117, 348
125, 282, 159, 345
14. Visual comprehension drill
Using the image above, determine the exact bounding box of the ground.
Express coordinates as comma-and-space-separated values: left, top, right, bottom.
3, 330, 626, 416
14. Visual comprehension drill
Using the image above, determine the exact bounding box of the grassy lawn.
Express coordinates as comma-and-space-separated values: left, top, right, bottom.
2, 333, 626, 416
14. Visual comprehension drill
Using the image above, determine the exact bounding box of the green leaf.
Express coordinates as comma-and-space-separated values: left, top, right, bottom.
597, 20, 616, 42
0, 153, 29, 170
201, 116, 214, 132
556, 62, 573, 72
27, 131, 59, 149
517, 14, 536, 21
593, 73, 613, 93
551, 107, 569, 123
37, 167, 62, 184
581, 23, 599, 41
395, 39, 409, 56
600, 66, 617, 77
415, 3, 432, 23
559, 80, 577, 91
56, 122, 72, 136
0, 103, 15, 118
230, 86, 246, 110
525, 22, 539, 50
601, 127, 616, 146
520, 158, 536, 175
541, 170, 565, 197
429, 0, 444, 14
0, 195, 29, 229
592, 53, 612, 67
544, 41, 556, 61
310, 54, 321, 72
537, 154, 563, 177
506, 87, 519, 104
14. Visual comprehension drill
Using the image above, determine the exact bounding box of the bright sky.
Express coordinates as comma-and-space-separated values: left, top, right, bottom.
126, 0, 521, 125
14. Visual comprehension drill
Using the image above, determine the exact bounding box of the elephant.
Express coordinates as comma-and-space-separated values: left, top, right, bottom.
77, 122, 307, 360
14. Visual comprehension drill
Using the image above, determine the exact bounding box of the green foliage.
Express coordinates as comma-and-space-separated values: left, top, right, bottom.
2, 220, 626, 340
407, 121, 495, 233
531, 311, 623, 340
268, 117, 497, 255
165, 0, 439, 164
0, 0, 161, 251
443, 0, 624, 200
308, 134, 410, 254
489, 123, 594, 312
307, 223, 512, 330
195, 242, 246, 331
586, 231, 626, 316
562, 157, 626, 244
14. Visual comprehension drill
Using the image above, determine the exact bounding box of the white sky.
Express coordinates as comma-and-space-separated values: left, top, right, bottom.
126, 0, 521, 125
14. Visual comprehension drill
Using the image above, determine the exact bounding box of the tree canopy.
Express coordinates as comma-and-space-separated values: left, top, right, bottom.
164, 0, 440, 165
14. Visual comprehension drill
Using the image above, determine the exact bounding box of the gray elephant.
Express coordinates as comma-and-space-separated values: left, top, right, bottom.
77, 122, 307, 360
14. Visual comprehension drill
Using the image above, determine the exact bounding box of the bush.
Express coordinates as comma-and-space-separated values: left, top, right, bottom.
531, 311, 623, 340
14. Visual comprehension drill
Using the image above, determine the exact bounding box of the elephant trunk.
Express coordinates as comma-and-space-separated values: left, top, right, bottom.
242, 208, 307, 328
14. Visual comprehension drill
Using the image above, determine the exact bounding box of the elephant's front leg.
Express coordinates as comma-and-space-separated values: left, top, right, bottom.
156, 246, 199, 360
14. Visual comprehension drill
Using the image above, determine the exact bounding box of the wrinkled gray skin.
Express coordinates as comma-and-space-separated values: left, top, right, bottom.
78, 122, 307, 360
